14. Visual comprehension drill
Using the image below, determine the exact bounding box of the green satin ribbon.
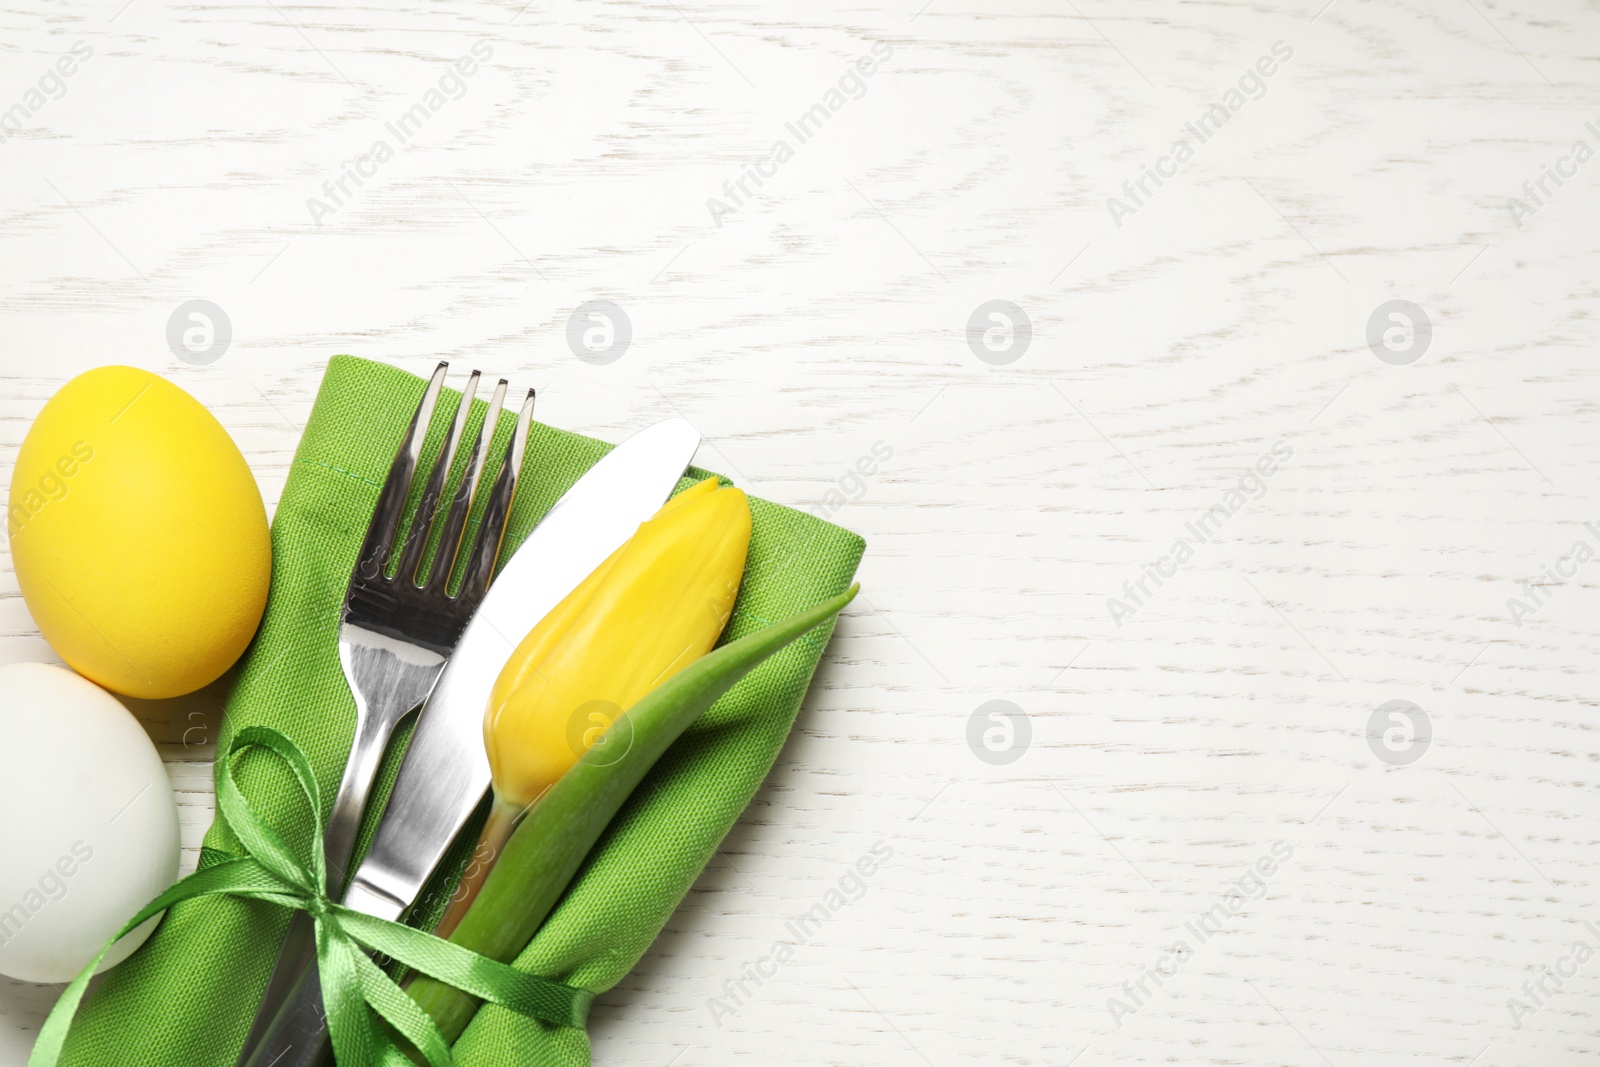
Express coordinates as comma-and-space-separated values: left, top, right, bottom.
29, 727, 592, 1067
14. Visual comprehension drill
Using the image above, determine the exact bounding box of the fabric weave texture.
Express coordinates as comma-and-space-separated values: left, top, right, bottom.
54, 356, 865, 1066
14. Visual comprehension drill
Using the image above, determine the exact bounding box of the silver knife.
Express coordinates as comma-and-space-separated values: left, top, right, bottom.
238, 417, 702, 1067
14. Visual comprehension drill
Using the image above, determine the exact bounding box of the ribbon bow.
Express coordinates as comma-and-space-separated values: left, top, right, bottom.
30, 727, 592, 1067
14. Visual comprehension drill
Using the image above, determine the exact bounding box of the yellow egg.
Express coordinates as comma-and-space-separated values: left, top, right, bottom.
7, 367, 270, 699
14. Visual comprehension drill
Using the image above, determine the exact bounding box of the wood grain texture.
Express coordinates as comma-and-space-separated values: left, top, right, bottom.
3, 0, 1600, 1063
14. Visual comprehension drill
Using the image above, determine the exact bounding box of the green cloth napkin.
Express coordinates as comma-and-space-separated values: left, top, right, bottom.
55, 356, 864, 1066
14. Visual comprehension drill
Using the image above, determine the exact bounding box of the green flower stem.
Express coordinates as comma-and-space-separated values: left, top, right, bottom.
406, 584, 859, 1043
430, 797, 520, 940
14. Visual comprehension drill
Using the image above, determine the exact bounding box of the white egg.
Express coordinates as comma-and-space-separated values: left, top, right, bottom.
0, 662, 179, 983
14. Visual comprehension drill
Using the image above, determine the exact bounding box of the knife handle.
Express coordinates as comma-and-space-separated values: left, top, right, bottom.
237, 957, 335, 1067
233, 911, 318, 1064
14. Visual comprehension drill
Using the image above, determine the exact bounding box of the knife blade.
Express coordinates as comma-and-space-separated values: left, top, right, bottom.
236, 417, 702, 1067
345, 415, 702, 922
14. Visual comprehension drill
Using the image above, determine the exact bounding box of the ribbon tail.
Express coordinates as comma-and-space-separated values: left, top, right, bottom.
350, 950, 454, 1067
28, 859, 304, 1067
319, 917, 383, 1067
30, 728, 592, 1067
315, 916, 452, 1067
337, 909, 593, 1029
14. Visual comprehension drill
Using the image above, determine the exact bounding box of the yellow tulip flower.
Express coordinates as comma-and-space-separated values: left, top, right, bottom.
434, 476, 750, 935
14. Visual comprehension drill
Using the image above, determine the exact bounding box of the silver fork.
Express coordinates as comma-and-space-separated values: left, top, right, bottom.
234, 361, 534, 1067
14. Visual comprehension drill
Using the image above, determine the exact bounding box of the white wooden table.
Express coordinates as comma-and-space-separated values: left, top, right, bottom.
4, 1, 1600, 1063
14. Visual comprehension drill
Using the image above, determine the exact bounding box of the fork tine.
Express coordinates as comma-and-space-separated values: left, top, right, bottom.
505, 387, 534, 486
354, 362, 448, 582
424, 377, 505, 593
395, 371, 480, 585
454, 387, 534, 603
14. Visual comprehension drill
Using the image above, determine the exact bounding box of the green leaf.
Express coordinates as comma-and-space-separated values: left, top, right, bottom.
406, 583, 859, 1041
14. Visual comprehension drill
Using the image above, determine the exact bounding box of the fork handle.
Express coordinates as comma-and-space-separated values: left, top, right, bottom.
233, 911, 318, 1066
237, 957, 336, 1067
323, 708, 397, 892
233, 710, 393, 1066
